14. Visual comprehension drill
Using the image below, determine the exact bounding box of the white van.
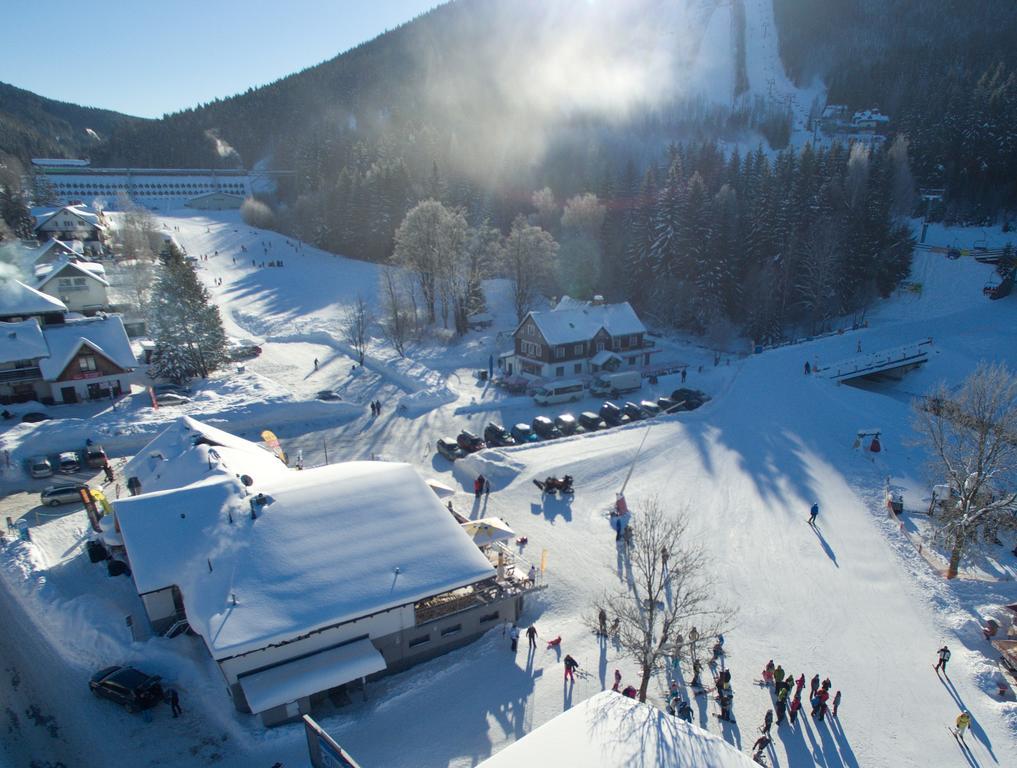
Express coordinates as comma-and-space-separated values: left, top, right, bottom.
590, 370, 642, 397
533, 379, 585, 406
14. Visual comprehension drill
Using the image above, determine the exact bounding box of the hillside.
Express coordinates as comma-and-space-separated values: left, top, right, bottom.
0, 81, 140, 163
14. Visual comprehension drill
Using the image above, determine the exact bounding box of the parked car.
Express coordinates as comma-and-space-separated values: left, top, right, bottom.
436, 437, 465, 461
670, 388, 710, 411
227, 340, 263, 361
511, 423, 538, 443
40, 483, 88, 507
639, 400, 661, 417
456, 430, 486, 453
599, 401, 630, 427
58, 451, 80, 474
555, 413, 579, 436
315, 390, 343, 401
656, 396, 678, 412
84, 445, 108, 469
89, 666, 164, 713
484, 422, 516, 447
532, 416, 562, 440
622, 402, 648, 421
28, 455, 53, 478
156, 393, 191, 406
21, 412, 50, 423
578, 411, 606, 431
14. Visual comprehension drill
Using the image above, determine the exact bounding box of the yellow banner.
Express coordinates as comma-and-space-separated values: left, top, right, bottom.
261, 430, 287, 465
540, 549, 548, 573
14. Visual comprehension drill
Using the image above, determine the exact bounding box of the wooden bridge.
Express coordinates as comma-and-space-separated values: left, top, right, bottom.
818, 338, 933, 383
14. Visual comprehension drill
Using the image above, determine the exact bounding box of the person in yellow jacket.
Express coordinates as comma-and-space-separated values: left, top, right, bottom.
955, 710, 972, 741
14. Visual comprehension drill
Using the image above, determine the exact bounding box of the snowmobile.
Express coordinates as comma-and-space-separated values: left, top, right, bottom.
533, 475, 575, 495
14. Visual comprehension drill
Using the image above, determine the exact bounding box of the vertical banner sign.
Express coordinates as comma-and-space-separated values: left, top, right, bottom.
261, 430, 287, 465
540, 548, 548, 574
148, 386, 158, 410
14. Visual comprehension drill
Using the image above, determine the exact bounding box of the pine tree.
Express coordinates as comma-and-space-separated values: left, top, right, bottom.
148, 247, 229, 384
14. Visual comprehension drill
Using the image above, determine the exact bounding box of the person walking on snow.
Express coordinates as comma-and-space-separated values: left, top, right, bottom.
795, 673, 805, 697
774, 664, 786, 688
789, 694, 801, 725
935, 645, 951, 673
955, 710, 972, 741
474, 476, 485, 499
526, 625, 538, 649
509, 624, 520, 652
564, 654, 579, 682
809, 503, 819, 525
168, 689, 182, 718
102, 462, 114, 484
804, 361, 811, 375
809, 674, 821, 698
613, 669, 622, 692
832, 690, 841, 717
598, 608, 608, 636
775, 697, 787, 725
761, 709, 773, 736
763, 660, 775, 685
313, 358, 318, 371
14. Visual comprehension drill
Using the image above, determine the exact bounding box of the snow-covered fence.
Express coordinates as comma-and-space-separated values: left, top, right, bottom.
818, 338, 933, 382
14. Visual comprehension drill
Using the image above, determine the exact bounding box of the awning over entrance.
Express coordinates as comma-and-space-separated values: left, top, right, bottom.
238, 638, 387, 714
591, 350, 622, 366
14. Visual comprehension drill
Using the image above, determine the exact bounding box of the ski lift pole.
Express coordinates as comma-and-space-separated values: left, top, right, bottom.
618, 398, 687, 503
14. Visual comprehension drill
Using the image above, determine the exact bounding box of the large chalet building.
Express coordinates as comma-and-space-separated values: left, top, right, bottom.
500, 298, 658, 380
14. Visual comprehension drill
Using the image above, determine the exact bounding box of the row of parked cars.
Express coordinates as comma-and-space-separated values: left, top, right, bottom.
436, 388, 709, 460
29, 445, 107, 479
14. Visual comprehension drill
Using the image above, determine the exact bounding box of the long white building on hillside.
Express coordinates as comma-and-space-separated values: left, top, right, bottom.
32, 158, 250, 210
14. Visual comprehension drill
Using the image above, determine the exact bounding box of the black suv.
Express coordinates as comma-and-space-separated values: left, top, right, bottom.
532, 416, 562, 440
89, 666, 164, 713
554, 413, 579, 436
578, 411, 606, 431
484, 422, 516, 447
622, 402, 648, 421
599, 401, 630, 427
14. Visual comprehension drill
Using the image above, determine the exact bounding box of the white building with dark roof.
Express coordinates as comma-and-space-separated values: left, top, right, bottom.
501, 297, 658, 379
32, 204, 106, 245
0, 280, 68, 324
114, 418, 532, 725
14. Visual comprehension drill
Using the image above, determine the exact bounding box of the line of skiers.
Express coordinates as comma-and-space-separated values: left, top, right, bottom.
761, 660, 841, 729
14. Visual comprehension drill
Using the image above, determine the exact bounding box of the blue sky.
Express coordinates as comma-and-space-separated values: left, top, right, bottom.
1, 1, 440, 118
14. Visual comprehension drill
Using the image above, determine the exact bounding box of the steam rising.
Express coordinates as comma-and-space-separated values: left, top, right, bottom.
407, 0, 734, 180
205, 129, 239, 159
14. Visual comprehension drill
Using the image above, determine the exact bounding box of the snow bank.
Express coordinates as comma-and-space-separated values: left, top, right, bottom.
455, 450, 527, 490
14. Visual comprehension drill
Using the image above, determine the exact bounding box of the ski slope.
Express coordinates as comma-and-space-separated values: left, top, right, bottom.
2, 210, 1016, 768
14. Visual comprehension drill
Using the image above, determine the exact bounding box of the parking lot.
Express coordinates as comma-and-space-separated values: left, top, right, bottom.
1, 462, 123, 535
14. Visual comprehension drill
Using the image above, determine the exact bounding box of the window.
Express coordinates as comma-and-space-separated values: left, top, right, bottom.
73, 277, 87, 287
554, 347, 565, 360
440, 624, 462, 638
574, 364, 582, 374
479, 612, 499, 623
573, 344, 583, 355
555, 366, 565, 377
628, 356, 636, 365
78, 355, 97, 372
408, 634, 430, 648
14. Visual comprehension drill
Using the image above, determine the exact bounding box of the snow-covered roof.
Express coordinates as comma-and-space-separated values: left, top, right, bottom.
36, 258, 110, 288
0, 279, 68, 316
32, 238, 82, 264
526, 301, 645, 345
115, 423, 496, 658
33, 204, 103, 230
478, 691, 756, 767
38, 315, 136, 379
590, 349, 623, 366
120, 416, 286, 495
32, 158, 90, 167
0, 319, 48, 364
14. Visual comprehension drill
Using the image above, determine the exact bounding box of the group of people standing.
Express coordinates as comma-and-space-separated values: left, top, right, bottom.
760, 660, 841, 731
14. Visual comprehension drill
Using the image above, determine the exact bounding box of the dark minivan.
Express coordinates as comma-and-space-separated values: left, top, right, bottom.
89, 666, 164, 713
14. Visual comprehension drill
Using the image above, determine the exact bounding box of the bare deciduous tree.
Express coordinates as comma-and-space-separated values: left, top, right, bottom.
913, 363, 1017, 578
503, 216, 558, 322
598, 497, 732, 702
379, 266, 413, 357
342, 294, 371, 364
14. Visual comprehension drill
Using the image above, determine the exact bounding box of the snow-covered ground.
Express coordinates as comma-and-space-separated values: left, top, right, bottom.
2, 210, 1016, 768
